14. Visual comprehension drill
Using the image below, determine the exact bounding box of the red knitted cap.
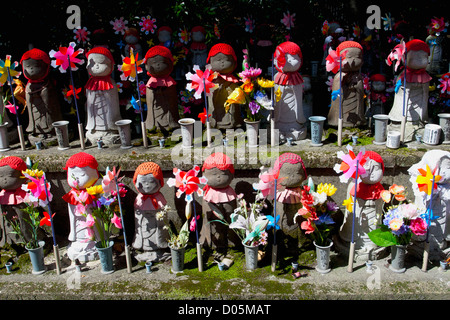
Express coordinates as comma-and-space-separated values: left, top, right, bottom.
406, 39, 430, 55
20, 48, 50, 66
273, 152, 307, 179
124, 27, 140, 40
191, 26, 206, 34
207, 43, 237, 64
63, 152, 98, 171
158, 26, 172, 34
362, 151, 384, 173
145, 45, 174, 63
202, 152, 235, 174
336, 41, 363, 56
0, 156, 27, 172
370, 74, 386, 82
133, 162, 164, 188
274, 41, 302, 72
86, 47, 115, 65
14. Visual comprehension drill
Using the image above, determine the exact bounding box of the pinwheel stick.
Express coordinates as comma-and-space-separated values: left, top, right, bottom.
421, 174, 436, 272
133, 57, 148, 148
202, 78, 211, 148
338, 56, 343, 147
400, 48, 408, 144
42, 173, 61, 275
6, 67, 26, 151
270, 57, 276, 147
191, 194, 203, 272
347, 159, 359, 273
67, 55, 85, 150
271, 178, 278, 272
114, 173, 132, 273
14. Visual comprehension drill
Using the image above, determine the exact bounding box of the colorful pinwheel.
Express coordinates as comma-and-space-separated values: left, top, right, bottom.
438, 73, 450, 96
281, 11, 295, 30
178, 28, 190, 45
416, 164, 442, 196
322, 20, 330, 35
334, 145, 368, 183
110, 17, 129, 35
382, 13, 394, 31
49, 42, 84, 73
66, 85, 81, 99
386, 40, 406, 72
167, 166, 208, 203
427, 17, 448, 36
139, 15, 157, 35
185, 64, 218, 99
73, 26, 90, 44
252, 167, 282, 200
0, 55, 21, 86
118, 48, 144, 82
198, 108, 211, 124
326, 47, 346, 74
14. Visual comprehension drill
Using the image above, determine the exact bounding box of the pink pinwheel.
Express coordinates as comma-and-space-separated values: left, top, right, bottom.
333, 145, 368, 183
49, 42, 84, 73
281, 11, 296, 30
110, 17, 129, 35
73, 26, 90, 44
386, 41, 406, 72
5, 102, 18, 114
326, 48, 346, 74
167, 166, 208, 202
252, 167, 284, 200
438, 73, 450, 95
427, 17, 447, 35
21, 173, 53, 207
139, 15, 157, 35
118, 48, 144, 82
0, 55, 21, 85
185, 65, 218, 99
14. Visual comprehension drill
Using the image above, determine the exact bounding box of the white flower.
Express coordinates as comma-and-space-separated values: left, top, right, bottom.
312, 191, 327, 205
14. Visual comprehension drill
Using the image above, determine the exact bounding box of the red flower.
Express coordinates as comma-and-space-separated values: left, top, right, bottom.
39, 211, 55, 227
66, 85, 81, 99
198, 108, 211, 124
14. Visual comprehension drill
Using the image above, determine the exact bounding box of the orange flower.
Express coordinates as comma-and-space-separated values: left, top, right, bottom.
380, 190, 391, 203
394, 194, 406, 202
241, 79, 254, 94
389, 184, 405, 195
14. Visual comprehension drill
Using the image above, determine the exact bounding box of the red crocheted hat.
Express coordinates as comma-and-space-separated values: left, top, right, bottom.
144, 45, 174, 63
124, 27, 140, 40
370, 74, 386, 82
158, 26, 172, 35
207, 43, 237, 64
20, 48, 50, 66
86, 47, 115, 66
0, 156, 27, 172
133, 162, 164, 188
336, 41, 363, 56
273, 152, 307, 179
274, 41, 303, 72
406, 39, 430, 55
362, 151, 384, 173
191, 26, 206, 34
63, 152, 98, 171
202, 152, 235, 174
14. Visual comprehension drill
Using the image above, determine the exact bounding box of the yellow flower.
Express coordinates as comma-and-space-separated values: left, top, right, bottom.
86, 185, 103, 195
343, 197, 354, 213
224, 87, 246, 112
22, 169, 44, 178
317, 183, 337, 197
257, 78, 274, 88
275, 87, 282, 102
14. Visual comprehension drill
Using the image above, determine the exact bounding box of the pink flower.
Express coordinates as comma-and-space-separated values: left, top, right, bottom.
185, 65, 218, 99
111, 213, 122, 229
80, 214, 95, 228
110, 17, 128, 35
190, 215, 200, 232
238, 67, 262, 82
73, 190, 89, 204
75, 204, 86, 216
410, 218, 427, 236
300, 219, 315, 234
281, 11, 296, 30
49, 42, 84, 73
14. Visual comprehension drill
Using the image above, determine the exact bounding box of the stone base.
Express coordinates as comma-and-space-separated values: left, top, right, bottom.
278, 124, 308, 142
133, 249, 171, 263
28, 133, 58, 148
333, 235, 389, 262
388, 121, 425, 143
407, 239, 450, 262
67, 241, 99, 263
86, 130, 121, 146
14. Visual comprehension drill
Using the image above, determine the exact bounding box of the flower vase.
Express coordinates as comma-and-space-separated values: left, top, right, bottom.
95, 241, 115, 274
0, 122, 10, 152
52, 120, 70, 150
26, 241, 46, 275
178, 118, 195, 148
438, 113, 450, 144
389, 244, 406, 273
372, 114, 389, 145
170, 245, 186, 273
309, 116, 326, 146
242, 241, 259, 270
5, 262, 13, 273
314, 240, 333, 274
115, 119, 133, 149
244, 119, 260, 148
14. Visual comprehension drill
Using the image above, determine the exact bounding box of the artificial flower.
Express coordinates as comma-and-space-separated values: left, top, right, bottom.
380, 189, 391, 203
39, 211, 55, 227
248, 101, 260, 115
73, 26, 90, 44
22, 169, 44, 178
334, 145, 367, 183
343, 197, 354, 213
178, 28, 190, 44
167, 166, 208, 202
316, 183, 337, 197
416, 164, 442, 195
281, 11, 295, 30
86, 185, 103, 196
389, 218, 404, 232
49, 42, 84, 73
239, 67, 262, 82
386, 41, 406, 72
252, 167, 280, 200
118, 49, 144, 82
275, 87, 282, 102
224, 87, 246, 112
198, 108, 211, 124
80, 213, 96, 228
110, 17, 129, 35
111, 213, 122, 229
0, 55, 21, 85
409, 218, 427, 236
189, 215, 200, 232
257, 78, 274, 89
438, 73, 450, 95
185, 64, 218, 99
241, 79, 254, 93
5, 102, 18, 115
322, 20, 330, 35
245, 15, 255, 33
427, 17, 447, 36
66, 85, 81, 99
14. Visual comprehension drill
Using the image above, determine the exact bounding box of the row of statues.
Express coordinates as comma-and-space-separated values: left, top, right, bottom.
12, 35, 436, 148
0, 149, 448, 266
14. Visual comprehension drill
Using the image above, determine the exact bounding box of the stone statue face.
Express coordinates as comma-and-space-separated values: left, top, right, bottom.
210, 53, 236, 74
282, 54, 301, 72
125, 34, 138, 45
135, 173, 161, 195
87, 53, 113, 77
341, 47, 363, 72
278, 162, 305, 188
361, 159, 383, 185
0, 166, 25, 191
371, 81, 385, 92
146, 55, 173, 77
407, 50, 429, 70
67, 166, 99, 189
158, 30, 171, 43
438, 157, 450, 184
22, 58, 48, 81
192, 31, 205, 42
203, 167, 234, 189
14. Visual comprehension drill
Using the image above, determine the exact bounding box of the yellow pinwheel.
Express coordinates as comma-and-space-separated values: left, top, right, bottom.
0, 55, 21, 85
416, 164, 441, 195
118, 48, 144, 82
